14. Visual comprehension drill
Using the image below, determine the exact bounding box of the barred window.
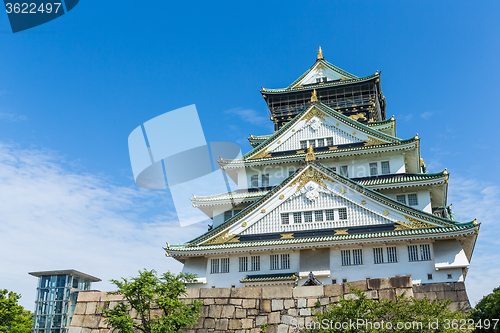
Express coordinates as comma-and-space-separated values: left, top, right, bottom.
369, 162, 378, 176
293, 212, 302, 223
211, 259, 220, 274
251, 175, 259, 188
239, 257, 248, 272
341, 250, 351, 266
408, 194, 418, 206
281, 254, 290, 269
396, 195, 407, 205
221, 258, 230, 273
233, 209, 241, 216
317, 139, 325, 147
338, 208, 347, 220
340, 165, 349, 178
224, 211, 232, 221
331, 166, 337, 172
251, 256, 260, 271
326, 137, 334, 146
408, 245, 418, 262
387, 246, 398, 263
303, 211, 313, 223
373, 248, 384, 264
314, 210, 324, 222
300, 141, 307, 149
281, 213, 289, 225
353, 249, 363, 265
262, 174, 269, 187
420, 244, 431, 261
309, 140, 316, 148
381, 161, 390, 175
325, 210, 335, 221
270, 254, 280, 270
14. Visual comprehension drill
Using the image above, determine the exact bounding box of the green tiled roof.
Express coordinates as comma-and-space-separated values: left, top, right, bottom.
241, 272, 298, 283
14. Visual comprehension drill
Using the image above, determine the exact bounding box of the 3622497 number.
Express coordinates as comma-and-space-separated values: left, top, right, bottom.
5, 3, 62, 14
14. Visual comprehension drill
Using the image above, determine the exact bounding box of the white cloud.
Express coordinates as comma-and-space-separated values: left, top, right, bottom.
0, 143, 206, 309
0, 109, 27, 122
448, 176, 500, 305
226, 108, 270, 128
420, 111, 433, 120
404, 113, 413, 121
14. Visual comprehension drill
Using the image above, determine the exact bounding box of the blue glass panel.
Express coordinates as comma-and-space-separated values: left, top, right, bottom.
41, 277, 51, 288
56, 276, 66, 288
55, 289, 64, 301
50, 276, 57, 288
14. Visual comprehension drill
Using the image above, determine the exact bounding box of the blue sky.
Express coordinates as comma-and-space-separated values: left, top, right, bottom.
0, 1, 499, 309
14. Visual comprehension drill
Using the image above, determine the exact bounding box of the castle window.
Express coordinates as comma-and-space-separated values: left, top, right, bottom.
293, 212, 302, 223
369, 163, 378, 176
251, 175, 259, 188
315, 210, 324, 222
300, 141, 307, 149
373, 248, 384, 264
270, 254, 290, 270
396, 195, 407, 205
281, 254, 290, 269
408, 244, 431, 262
447, 274, 452, 279
408, 245, 419, 262
340, 165, 349, 177
309, 140, 316, 148
317, 139, 325, 147
408, 194, 418, 206
428, 274, 433, 280
281, 213, 289, 225
251, 256, 260, 271
381, 161, 390, 174
221, 258, 230, 273
326, 137, 334, 146
338, 208, 348, 220
341, 250, 351, 266
387, 246, 398, 263
239, 257, 248, 272
261, 174, 269, 187
270, 254, 280, 270
224, 211, 232, 221
303, 211, 313, 223
420, 244, 431, 261
353, 249, 363, 265
211, 259, 220, 274
325, 210, 335, 221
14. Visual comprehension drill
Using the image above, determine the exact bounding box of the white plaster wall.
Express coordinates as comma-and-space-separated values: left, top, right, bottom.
384, 190, 432, 213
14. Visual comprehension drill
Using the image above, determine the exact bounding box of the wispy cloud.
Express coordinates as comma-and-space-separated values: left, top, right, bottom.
420, 111, 433, 119
0, 143, 205, 309
0, 109, 27, 122
404, 113, 413, 121
226, 108, 270, 127
0, 90, 11, 97
448, 176, 500, 305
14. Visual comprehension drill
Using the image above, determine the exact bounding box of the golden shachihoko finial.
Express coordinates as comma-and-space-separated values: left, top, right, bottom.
311, 89, 318, 102
317, 46, 324, 60
305, 145, 316, 162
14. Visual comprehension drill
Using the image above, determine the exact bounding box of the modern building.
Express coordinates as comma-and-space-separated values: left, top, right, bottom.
29, 270, 101, 333
164, 48, 479, 289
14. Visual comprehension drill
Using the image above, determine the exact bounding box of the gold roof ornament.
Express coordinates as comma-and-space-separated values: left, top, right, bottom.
305, 145, 316, 162
311, 89, 318, 102
420, 158, 426, 166
443, 168, 448, 175
317, 46, 324, 60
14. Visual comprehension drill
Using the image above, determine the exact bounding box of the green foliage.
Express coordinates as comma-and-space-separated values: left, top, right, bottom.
260, 323, 268, 333
0, 289, 33, 333
310, 288, 468, 333
470, 286, 500, 333
101, 270, 203, 333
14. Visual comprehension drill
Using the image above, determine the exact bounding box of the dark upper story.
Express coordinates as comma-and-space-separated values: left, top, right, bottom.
260, 48, 386, 131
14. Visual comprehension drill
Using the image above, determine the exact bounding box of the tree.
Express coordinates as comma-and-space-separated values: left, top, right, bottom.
0, 289, 33, 333
310, 287, 468, 333
101, 269, 203, 333
470, 286, 500, 333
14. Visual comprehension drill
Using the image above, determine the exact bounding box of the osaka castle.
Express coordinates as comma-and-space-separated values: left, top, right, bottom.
164, 47, 479, 288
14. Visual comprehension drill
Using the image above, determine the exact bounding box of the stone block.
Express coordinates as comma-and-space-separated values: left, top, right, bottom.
281, 315, 294, 325
193, 316, 204, 329
324, 284, 343, 297
364, 290, 379, 299
256, 315, 268, 326
272, 299, 284, 311
81, 328, 91, 333
347, 280, 368, 292
236, 308, 247, 318
389, 276, 412, 288
330, 296, 340, 303
85, 302, 97, 315
242, 299, 256, 308
184, 288, 200, 299
231, 287, 262, 299
367, 278, 391, 290
344, 293, 359, 300
203, 298, 214, 305
277, 324, 289, 333
265, 325, 278, 333
287, 308, 298, 316
221, 305, 235, 318
242, 318, 253, 328
78, 292, 102, 302
74, 303, 86, 315
90, 329, 99, 333
229, 319, 242, 330
70, 315, 84, 327
319, 297, 330, 305
307, 298, 318, 307
297, 298, 306, 308
284, 299, 294, 309
200, 288, 231, 298
260, 299, 271, 312
247, 308, 259, 316
100, 293, 123, 302
396, 288, 413, 298
457, 290, 469, 302
199, 306, 209, 317
208, 305, 223, 318
230, 298, 243, 306
263, 286, 293, 299
379, 288, 396, 300
215, 298, 228, 305
82, 315, 100, 329
268, 311, 281, 324
299, 308, 311, 316
204, 318, 215, 329
98, 329, 109, 333
98, 317, 108, 329
68, 327, 82, 333
292, 286, 323, 298
215, 318, 229, 330
108, 302, 119, 310
250, 329, 261, 333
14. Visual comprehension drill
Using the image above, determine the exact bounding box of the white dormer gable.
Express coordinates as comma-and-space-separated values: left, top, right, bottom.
292, 62, 350, 88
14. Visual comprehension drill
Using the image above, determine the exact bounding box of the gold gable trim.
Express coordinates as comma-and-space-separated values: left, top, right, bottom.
302, 107, 327, 123
394, 215, 436, 231
364, 136, 386, 147
288, 167, 330, 191
204, 230, 240, 245
250, 148, 272, 160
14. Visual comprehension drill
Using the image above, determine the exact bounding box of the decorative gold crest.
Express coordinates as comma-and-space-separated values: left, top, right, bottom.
329, 146, 338, 151
364, 136, 386, 147
383, 210, 389, 215
302, 107, 326, 123
242, 222, 247, 227
251, 149, 272, 160
204, 230, 240, 245
334, 229, 349, 235
261, 209, 266, 213
288, 167, 330, 191
279, 194, 285, 199
394, 215, 436, 230
280, 233, 294, 239
361, 200, 366, 205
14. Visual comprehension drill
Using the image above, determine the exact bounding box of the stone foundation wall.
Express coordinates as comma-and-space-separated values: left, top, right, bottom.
69, 276, 470, 333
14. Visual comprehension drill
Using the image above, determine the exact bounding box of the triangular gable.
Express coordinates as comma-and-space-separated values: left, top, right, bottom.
288, 60, 358, 89
195, 163, 457, 246
245, 104, 399, 160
